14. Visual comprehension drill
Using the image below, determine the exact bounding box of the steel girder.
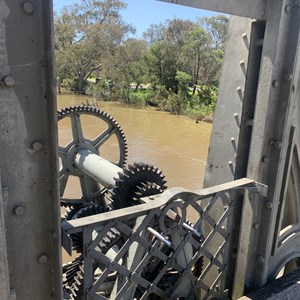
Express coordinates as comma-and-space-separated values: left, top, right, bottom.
157, 0, 269, 20
0, 1, 61, 299
201, 0, 300, 298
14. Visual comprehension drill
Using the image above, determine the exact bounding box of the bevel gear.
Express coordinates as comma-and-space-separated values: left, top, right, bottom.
109, 163, 167, 210
58, 105, 128, 207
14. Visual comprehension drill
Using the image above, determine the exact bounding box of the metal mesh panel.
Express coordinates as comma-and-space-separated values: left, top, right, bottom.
62, 178, 267, 299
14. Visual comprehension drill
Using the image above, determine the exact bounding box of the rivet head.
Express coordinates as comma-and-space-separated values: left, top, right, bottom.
23, 2, 34, 14
253, 223, 259, 229
242, 33, 248, 39
285, 4, 292, 13
38, 254, 48, 264
262, 156, 271, 163
265, 201, 273, 209
257, 256, 265, 264
32, 141, 43, 151
14, 205, 25, 216
4, 76, 15, 87
284, 73, 293, 82
272, 80, 279, 87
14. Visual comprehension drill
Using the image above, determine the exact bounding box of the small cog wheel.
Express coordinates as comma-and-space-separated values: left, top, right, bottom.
65, 203, 107, 253
109, 162, 167, 210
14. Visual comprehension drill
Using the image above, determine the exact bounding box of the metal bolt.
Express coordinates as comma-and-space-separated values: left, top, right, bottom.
228, 161, 233, 166
257, 256, 265, 264
242, 33, 248, 39
10, 289, 16, 296
265, 201, 273, 209
23, 2, 34, 14
284, 73, 293, 82
253, 223, 259, 229
14, 205, 25, 216
272, 80, 279, 87
38, 254, 48, 264
149, 196, 154, 200
240, 60, 245, 66
285, 4, 292, 13
270, 140, 281, 149
262, 156, 271, 163
32, 141, 43, 151
3, 76, 15, 87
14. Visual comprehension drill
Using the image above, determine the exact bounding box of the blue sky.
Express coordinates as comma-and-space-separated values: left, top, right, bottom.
53, 0, 217, 37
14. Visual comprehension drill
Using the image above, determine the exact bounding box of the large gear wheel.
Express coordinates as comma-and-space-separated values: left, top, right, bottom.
58, 105, 128, 206
109, 163, 167, 210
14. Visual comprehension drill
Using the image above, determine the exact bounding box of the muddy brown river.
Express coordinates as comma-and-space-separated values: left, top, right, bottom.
57, 91, 212, 191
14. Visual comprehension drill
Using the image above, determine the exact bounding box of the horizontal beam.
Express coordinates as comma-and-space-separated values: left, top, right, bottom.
157, 0, 269, 20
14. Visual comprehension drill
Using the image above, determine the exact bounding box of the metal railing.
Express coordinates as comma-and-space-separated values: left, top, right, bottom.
62, 178, 267, 300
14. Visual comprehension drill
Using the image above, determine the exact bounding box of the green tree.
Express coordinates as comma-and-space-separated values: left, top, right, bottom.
109, 38, 148, 102
54, 0, 133, 93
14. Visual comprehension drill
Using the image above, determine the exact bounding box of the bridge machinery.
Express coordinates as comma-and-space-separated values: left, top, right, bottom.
1, 0, 300, 300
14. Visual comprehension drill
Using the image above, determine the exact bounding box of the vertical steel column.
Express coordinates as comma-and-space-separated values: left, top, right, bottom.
0, 1, 61, 299
238, 0, 300, 291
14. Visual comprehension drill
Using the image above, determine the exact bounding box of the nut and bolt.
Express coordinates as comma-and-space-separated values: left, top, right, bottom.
262, 156, 271, 163
265, 201, 273, 209
14, 205, 25, 216
38, 254, 48, 264
1, 76, 15, 88
257, 256, 265, 264
31, 141, 43, 152
270, 140, 282, 149
22, 2, 34, 14
284, 73, 293, 82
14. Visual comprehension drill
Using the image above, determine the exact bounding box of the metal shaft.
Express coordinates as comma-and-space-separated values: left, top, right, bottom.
74, 149, 123, 188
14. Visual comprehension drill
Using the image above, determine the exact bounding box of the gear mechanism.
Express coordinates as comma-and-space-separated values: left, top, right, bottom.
58, 105, 128, 207
109, 163, 167, 210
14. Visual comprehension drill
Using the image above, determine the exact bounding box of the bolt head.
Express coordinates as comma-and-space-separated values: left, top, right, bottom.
14, 205, 25, 216
32, 141, 43, 151
265, 201, 273, 209
257, 255, 265, 264
4, 76, 15, 87
23, 2, 34, 14
38, 254, 48, 264
284, 73, 293, 82
272, 80, 279, 87
253, 223, 259, 229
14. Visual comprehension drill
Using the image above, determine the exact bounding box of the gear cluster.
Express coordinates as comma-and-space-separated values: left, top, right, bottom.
59, 105, 171, 299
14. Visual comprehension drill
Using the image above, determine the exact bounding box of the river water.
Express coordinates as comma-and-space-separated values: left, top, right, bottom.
57, 92, 212, 192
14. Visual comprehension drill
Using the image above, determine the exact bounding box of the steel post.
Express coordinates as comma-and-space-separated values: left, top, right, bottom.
0, 0, 61, 299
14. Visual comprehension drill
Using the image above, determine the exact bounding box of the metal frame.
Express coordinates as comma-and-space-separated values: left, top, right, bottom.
62, 178, 267, 299
0, 1, 61, 299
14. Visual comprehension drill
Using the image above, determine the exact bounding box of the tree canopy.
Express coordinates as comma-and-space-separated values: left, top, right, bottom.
54, 0, 229, 104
